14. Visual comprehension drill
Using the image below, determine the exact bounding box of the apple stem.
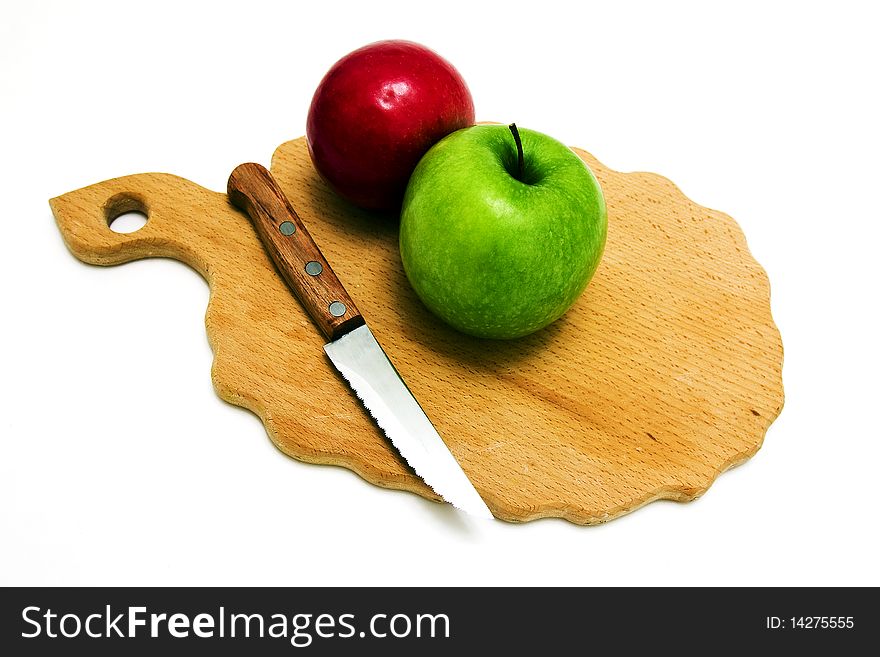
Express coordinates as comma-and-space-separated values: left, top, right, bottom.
509, 123, 524, 181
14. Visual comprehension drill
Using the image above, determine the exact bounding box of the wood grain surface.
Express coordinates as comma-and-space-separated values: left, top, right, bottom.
49, 136, 784, 524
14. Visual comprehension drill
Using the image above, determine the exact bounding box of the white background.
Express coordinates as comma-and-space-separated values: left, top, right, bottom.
2, 0, 878, 586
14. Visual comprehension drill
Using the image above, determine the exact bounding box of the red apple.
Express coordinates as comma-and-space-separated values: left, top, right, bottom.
306, 40, 475, 212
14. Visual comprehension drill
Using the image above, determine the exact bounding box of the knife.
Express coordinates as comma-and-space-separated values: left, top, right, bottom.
227, 163, 493, 519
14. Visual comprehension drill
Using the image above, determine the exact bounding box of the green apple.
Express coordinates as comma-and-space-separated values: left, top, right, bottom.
399, 124, 607, 339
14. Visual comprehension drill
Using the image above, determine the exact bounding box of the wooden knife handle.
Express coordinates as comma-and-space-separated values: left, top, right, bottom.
227, 162, 365, 341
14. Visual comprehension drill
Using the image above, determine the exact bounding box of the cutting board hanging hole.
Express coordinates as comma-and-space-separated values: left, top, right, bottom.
108, 210, 147, 234
105, 193, 149, 234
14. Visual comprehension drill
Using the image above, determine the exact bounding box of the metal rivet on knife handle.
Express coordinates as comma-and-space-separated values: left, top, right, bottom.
227, 163, 365, 341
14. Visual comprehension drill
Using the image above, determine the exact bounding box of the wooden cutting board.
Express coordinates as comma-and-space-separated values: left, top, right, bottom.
50, 136, 784, 524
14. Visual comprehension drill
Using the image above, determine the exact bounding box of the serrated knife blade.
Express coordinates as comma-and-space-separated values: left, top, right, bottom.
227, 163, 492, 519
324, 324, 492, 518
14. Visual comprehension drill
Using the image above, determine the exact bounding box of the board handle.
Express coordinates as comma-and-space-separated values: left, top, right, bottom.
228, 163, 365, 342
